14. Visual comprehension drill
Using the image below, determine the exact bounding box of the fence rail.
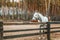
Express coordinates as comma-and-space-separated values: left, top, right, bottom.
0, 22, 60, 40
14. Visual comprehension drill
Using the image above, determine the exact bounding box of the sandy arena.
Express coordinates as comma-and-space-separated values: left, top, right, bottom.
3, 23, 60, 40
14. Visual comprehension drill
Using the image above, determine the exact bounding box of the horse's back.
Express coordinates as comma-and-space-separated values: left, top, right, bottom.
42, 17, 48, 22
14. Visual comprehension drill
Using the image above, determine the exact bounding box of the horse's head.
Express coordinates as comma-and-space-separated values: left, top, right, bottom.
32, 12, 39, 20
31, 12, 39, 22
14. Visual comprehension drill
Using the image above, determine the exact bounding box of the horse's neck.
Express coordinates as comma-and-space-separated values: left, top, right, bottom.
38, 14, 44, 19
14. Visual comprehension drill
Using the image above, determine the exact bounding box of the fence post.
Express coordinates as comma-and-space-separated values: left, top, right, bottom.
0, 22, 3, 40
47, 22, 50, 40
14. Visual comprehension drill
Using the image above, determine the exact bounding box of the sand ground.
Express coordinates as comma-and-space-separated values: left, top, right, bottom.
3, 24, 60, 40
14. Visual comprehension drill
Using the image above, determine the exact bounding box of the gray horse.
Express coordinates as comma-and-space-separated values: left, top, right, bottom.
32, 11, 48, 40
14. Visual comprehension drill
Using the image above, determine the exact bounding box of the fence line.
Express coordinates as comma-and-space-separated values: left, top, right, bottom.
0, 22, 60, 40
